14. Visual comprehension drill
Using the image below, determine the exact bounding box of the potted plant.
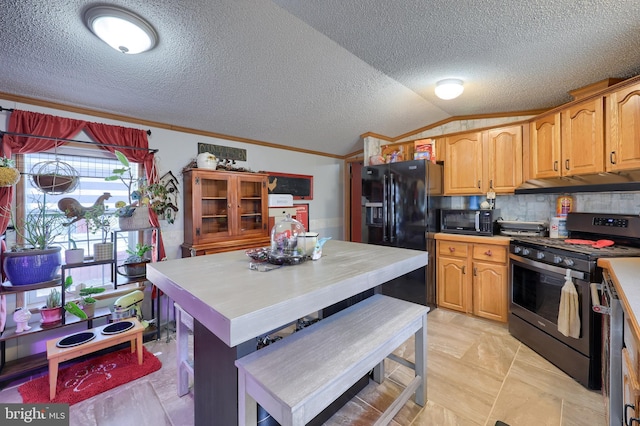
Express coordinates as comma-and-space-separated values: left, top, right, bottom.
64, 238, 85, 264
106, 150, 150, 230
41, 288, 63, 325
84, 208, 114, 261
0, 157, 20, 187
1, 197, 65, 285
117, 243, 152, 278
63, 277, 105, 319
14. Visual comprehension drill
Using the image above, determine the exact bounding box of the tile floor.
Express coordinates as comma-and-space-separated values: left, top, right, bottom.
0, 308, 606, 425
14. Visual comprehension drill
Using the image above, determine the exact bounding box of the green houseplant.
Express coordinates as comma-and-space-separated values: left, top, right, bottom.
84, 208, 114, 261
117, 243, 153, 278
106, 150, 179, 226
41, 288, 63, 324
63, 276, 105, 319
106, 150, 151, 229
1, 196, 65, 285
64, 238, 84, 264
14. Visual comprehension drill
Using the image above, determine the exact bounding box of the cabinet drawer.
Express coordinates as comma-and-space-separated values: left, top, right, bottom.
438, 242, 468, 258
472, 244, 507, 263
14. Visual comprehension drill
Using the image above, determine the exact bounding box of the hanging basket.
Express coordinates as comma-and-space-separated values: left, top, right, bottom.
0, 166, 20, 187
30, 160, 79, 195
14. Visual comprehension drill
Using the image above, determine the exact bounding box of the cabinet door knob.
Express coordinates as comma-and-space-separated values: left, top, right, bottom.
477, 180, 481, 189
449, 247, 455, 252
473, 267, 477, 276
565, 159, 570, 170
610, 151, 617, 165
462, 265, 466, 274
553, 160, 558, 171
485, 250, 492, 256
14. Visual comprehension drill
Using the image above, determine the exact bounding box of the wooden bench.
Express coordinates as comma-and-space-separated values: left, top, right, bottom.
46, 318, 144, 400
235, 294, 428, 426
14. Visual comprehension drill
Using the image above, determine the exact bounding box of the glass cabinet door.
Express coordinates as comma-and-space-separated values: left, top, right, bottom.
236, 176, 266, 237
199, 175, 231, 240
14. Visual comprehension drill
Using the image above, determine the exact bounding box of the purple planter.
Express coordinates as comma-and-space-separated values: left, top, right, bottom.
2, 247, 62, 285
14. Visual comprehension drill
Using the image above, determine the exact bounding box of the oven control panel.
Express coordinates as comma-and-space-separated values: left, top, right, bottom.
593, 217, 628, 228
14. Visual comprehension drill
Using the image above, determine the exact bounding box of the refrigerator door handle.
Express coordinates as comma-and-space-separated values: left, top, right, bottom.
389, 172, 396, 242
383, 174, 389, 242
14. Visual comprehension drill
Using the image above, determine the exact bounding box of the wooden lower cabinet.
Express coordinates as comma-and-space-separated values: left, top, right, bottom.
436, 237, 508, 322
623, 347, 640, 423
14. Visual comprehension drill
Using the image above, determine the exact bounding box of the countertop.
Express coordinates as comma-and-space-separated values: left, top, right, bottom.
147, 240, 427, 347
434, 232, 512, 245
597, 258, 640, 343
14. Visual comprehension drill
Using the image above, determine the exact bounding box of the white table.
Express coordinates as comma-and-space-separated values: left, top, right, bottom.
147, 240, 427, 425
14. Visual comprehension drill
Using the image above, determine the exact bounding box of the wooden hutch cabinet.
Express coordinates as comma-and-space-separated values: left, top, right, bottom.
181, 169, 270, 257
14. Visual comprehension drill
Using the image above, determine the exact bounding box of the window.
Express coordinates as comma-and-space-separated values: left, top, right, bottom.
9, 146, 144, 305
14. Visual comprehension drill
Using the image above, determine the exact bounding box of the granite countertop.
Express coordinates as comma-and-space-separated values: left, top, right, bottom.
434, 233, 512, 245
597, 258, 640, 343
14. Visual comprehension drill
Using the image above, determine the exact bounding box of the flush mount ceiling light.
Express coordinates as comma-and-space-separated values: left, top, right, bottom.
435, 79, 464, 100
84, 5, 158, 54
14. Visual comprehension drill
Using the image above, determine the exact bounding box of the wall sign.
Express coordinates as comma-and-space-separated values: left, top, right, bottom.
265, 172, 313, 200
198, 143, 247, 161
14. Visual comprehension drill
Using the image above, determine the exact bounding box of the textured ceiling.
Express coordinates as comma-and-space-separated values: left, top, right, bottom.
1, 0, 640, 157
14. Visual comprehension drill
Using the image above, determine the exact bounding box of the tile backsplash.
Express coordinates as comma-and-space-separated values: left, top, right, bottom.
450, 192, 640, 223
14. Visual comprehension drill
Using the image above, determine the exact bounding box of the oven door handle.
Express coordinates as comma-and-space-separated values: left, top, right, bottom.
509, 254, 585, 280
590, 282, 611, 315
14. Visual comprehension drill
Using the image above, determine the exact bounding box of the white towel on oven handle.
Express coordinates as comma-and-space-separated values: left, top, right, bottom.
558, 268, 581, 338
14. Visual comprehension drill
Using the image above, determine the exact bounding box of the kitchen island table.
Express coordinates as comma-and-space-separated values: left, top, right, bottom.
147, 240, 427, 425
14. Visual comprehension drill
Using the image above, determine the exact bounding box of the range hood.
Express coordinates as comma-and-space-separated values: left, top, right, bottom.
515, 170, 640, 194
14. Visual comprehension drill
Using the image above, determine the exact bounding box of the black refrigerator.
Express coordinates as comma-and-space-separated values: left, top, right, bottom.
362, 159, 449, 307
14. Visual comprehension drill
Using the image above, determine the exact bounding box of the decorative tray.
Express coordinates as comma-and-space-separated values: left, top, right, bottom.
245, 247, 270, 262
246, 247, 307, 265
267, 252, 306, 265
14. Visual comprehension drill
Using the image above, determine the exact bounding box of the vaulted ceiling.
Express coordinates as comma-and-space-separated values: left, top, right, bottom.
2, 1, 640, 157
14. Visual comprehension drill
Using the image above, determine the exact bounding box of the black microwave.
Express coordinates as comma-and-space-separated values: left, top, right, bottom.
440, 209, 500, 236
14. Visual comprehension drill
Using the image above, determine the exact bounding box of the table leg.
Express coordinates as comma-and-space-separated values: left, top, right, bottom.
49, 360, 58, 400
136, 333, 143, 364
193, 320, 255, 426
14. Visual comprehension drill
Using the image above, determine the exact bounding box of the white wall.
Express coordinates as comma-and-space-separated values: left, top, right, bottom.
0, 99, 346, 260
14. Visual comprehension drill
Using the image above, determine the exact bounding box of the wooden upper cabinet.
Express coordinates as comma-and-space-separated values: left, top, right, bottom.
561, 97, 605, 175
530, 113, 562, 178
530, 98, 605, 178
444, 131, 484, 194
607, 82, 640, 171
444, 125, 523, 195
485, 125, 523, 193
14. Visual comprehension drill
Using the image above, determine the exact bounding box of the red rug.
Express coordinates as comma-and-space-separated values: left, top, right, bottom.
19, 346, 161, 405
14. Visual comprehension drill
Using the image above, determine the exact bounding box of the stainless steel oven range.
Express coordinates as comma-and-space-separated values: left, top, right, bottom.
509, 212, 640, 391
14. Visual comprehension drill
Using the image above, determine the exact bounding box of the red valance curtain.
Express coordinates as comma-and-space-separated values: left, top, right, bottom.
85, 122, 166, 260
